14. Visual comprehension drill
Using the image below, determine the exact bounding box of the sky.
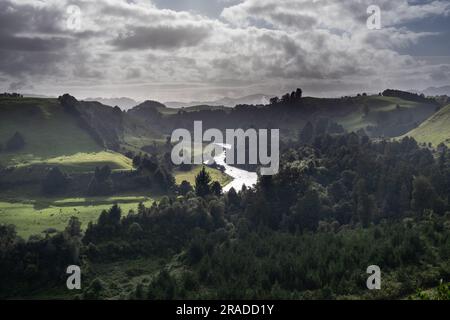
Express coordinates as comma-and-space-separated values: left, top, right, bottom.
0, 0, 449, 102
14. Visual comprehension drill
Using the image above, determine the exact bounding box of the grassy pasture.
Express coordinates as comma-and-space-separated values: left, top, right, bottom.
336, 96, 423, 132
0, 97, 134, 172
19, 151, 134, 173
0, 196, 156, 239
401, 104, 450, 147
174, 165, 232, 187
0, 98, 101, 166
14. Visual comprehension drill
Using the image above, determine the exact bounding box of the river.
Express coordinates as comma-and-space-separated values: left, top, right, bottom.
212, 143, 258, 192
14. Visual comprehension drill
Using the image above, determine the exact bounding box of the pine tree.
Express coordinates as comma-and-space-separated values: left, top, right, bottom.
195, 166, 211, 197
211, 181, 222, 196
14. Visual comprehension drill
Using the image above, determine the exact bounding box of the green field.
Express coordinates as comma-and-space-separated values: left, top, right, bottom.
402, 104, 450, 146
174, 165, 232, 187
0, 196, 156, 239
19, 151, 134, 173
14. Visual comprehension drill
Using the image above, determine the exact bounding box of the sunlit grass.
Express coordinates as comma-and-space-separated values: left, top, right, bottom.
0, 196, 156, 239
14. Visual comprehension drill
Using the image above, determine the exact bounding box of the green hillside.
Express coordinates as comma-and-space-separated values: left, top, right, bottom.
402, 104, 450, 146
334, 95, 437, 136
0, 97, 132, 171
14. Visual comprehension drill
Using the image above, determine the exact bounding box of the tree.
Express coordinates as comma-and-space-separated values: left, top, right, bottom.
399, 183, 410, 212
269, 97, 279, 105
128, 222, 143, 239
65, 216, 82, 237
88, 165, 113, 195
83, 278, 104, 299
6, 132, 25, 151
354, 178, 374, 227
295, 88, 302, 99
108, 204, 122, 225
281, 93, 291, 104
211, 181, 222, 196
411, 176, 436, 215
290, 189, 321, 231
98, 204, 122, 227
226, 187, 240, 208
299, 122, 314, 144
179, 180, 193, 196
154, 166, 175, 191
195, 166, 211, 197
42, 167, 69, 195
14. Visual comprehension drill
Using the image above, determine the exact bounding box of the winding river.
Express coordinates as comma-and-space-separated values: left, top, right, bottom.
213, 143, 258, 192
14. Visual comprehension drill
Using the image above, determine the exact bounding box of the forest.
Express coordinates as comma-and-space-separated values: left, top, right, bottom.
1, 131, 449, 299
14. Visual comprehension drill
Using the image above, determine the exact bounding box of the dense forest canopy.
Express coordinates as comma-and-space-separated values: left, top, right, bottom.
1, 131, 449, 299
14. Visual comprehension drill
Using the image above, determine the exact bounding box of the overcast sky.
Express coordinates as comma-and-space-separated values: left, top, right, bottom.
1, 0, 449, 102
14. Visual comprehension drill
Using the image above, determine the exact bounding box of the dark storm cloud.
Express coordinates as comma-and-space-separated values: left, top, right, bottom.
0, 0, 72, 78
8, 80, 32, 91
0, 1, 64, 35
111, 25, 211, 50
0, 35, 70, 52
0, 50, 66, 76
0, 0, 449, 101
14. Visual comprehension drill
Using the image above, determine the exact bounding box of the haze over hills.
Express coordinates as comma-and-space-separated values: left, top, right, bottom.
164, 93, 272, 108
84, 93, 272, 110
410, 85, 450, 97
84, 97, 140, 110
421, 86, 450, 97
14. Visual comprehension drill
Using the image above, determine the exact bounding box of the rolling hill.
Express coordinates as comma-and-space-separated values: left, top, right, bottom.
144, 93, 439, 139
333, 95, 438, 136
0, 97, 133, 172
401, 104, 450, 146
0, 90, 443, 174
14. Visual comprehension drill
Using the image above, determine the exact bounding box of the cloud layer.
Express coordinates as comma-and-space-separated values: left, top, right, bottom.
0, 0, 449, 101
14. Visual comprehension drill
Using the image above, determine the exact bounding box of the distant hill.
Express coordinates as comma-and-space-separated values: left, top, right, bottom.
410, 86, 450, 97
84, 97, 139, 110
332, 95, 437, 136
0, 90, 442, 174
165, 94, 271, 108
22, 93, 56, 99
128, 100, 167, 113
402, 104, 450, 147
422, 86, 450, 97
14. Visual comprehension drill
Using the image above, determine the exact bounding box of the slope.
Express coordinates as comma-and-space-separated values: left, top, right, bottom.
401, 104, 450, 146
